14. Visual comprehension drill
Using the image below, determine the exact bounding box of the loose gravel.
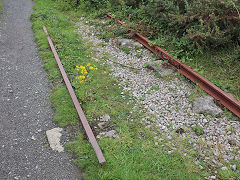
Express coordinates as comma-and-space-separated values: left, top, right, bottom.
76, 17, 240, 172
0, 0, 81, 179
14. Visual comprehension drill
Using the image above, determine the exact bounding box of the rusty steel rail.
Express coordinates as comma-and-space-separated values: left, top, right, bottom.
43, 26, 106, 164
106, 13, 240, 118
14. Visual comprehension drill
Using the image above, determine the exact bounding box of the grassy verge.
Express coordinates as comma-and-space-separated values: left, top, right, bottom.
31, 0, 217, 179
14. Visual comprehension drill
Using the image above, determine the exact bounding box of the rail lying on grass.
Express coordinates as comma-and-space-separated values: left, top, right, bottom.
106, 13, 240, 119
43, 26, 106, 164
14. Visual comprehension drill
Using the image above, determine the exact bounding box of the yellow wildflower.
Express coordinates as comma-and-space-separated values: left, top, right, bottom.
80, 65, 85, 69
87, 63, 91, 66
82, 70, 88, 75
89, 66, 94, 70
79, 75, 85, 79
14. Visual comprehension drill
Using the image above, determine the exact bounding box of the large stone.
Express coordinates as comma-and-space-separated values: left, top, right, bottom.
117, 38, 142, 48
230, 164, 237, 171
99, 114, 111, 122
146, 60, 176, 76
192, 96, 222, 116
46, 128, 64, 152
99, 130, 119, 138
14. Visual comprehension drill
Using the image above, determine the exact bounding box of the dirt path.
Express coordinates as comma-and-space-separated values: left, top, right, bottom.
0, 0, 81, 179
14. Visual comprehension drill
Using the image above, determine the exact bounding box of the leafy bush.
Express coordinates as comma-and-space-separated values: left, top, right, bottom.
52, 0, 240, 51
143, 0, 240, 49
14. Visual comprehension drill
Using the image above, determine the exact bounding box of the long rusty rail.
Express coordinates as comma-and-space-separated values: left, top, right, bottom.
43, 26, 106, 164
106, 13, 240, 118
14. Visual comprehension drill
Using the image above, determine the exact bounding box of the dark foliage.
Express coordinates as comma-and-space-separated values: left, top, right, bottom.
53, 0, 240, 50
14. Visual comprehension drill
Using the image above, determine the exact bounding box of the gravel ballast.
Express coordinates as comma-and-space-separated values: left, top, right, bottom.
76, 18, 240, 171
0, 0, 81, 179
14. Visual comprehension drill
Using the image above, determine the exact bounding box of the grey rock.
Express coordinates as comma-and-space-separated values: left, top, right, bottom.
117, 38, 142, 48
150, 105, 156, 111
46, 128, 64, 152
146, 61, 176, 76
96, 135, 101, 139
100, 130, 119, 138
192, 96, 222, 116
100, 114, 110, 122
161, 126, 166, 130
230, 164, 237, 171
31, 135, 36, 141
202, 119, 208, 123
221, 166, 228, 171
146, 125, 151, 128
210, 175, 216, 179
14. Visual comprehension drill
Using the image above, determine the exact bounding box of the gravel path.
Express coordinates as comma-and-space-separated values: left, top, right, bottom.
76, 18, 240, 173
0, 0, 81, 179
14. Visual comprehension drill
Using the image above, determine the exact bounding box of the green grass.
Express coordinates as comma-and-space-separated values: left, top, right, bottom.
192, 125, 205, 136
188, 47, 240, 102
31, 0, 209, 179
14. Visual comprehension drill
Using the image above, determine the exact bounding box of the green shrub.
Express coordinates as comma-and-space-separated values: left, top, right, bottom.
52, 0, 240, 51
143, 0, 240, 49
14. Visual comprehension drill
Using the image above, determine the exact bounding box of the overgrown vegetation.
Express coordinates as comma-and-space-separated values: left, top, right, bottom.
31, 0, 210, 179
192, 125, 205, 136
75, 0, 240, 50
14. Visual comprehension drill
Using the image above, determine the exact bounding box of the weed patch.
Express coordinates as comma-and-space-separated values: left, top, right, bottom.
192, 125, 205, 136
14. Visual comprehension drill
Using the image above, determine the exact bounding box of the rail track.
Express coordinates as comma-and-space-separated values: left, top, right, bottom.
106, 13, 240, 119
43, 26, 106, 164
42, 14, 239, 163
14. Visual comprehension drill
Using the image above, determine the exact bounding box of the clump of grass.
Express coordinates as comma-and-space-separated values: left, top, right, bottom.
192, 125, 205, 136
50, 85, 79, 127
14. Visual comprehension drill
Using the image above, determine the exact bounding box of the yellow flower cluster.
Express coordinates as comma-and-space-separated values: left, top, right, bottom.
76, 65, 88, 75
75, 63, 97, 83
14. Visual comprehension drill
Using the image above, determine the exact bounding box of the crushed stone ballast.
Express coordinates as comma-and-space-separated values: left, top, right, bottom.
106, 13, 240, 119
